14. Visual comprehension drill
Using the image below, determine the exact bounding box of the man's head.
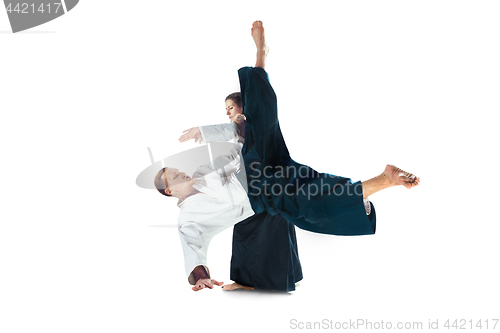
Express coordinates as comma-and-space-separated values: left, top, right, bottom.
225, 92, 243, 122
154, 167, 196, 198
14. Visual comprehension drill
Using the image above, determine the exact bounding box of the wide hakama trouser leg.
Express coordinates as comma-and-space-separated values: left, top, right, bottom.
239, 66, 376, 236
230, 212, 303, 291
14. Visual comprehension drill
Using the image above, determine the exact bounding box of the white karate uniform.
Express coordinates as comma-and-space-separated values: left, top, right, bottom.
198, 121, 241, 144
177, 122, 254, 284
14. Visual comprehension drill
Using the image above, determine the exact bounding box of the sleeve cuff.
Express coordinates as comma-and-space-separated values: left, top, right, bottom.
188, 265, 211, 285
198, 126, 206, 144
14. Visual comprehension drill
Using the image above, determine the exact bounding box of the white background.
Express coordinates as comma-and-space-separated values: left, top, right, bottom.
1, 1, 499, 332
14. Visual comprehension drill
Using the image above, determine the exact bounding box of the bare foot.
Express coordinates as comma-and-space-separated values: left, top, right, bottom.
251, 21, 269, 70
251, 20, 267, 52
383, 164, 420, 189
221, 282, 255, 291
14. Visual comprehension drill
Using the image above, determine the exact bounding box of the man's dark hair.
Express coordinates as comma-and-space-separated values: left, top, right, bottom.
225, 92, 241, 107
154, 167, 172, 197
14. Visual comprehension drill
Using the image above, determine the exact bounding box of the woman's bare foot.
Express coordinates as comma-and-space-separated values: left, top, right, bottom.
251, 21, 268, 69
362, 164, 420, 198
221, 282, 255, 291
383, 164, 420, 189
251, 21, 266, 51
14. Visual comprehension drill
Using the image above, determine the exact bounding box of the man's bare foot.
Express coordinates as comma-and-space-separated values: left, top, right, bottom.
221, 282, 255, 291
383, 164, 420, 189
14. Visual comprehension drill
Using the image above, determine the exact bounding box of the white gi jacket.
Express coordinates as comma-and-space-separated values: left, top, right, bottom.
177, 122, 254, 284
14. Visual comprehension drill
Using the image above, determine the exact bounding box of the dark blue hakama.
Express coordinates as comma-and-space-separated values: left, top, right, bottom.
238, 66, 377, 236
230, 212, 303, 291
228, 67, 376, 292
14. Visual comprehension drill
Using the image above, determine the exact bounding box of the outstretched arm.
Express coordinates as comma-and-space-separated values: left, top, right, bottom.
179, 116, 245, 144
179, 127, 202, 143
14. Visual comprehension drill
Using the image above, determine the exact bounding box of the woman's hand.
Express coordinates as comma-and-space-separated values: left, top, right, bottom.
179, 127, 201, 143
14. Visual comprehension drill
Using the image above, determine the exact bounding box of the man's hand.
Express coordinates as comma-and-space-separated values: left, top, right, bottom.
233, 114, 246, 125
233, 114, 246, 138
179, 127, 201, 143
192, 278, 224, 292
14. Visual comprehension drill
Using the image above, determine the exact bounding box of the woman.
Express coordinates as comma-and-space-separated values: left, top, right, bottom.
242, 22, 418, 235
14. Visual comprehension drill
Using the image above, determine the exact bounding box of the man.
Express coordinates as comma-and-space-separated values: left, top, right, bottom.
154, 139, 256, 291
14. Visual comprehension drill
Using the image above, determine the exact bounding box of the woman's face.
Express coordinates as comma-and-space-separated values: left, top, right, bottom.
225, 99, 243, 122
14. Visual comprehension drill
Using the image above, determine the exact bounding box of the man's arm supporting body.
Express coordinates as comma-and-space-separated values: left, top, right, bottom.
190, 266, 222, 291
178, 192, 254, 291
177, 124, 253, 291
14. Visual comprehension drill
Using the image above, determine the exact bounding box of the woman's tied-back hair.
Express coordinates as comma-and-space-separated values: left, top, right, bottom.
225, 92, 241, 107
154, 167, 172, 197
